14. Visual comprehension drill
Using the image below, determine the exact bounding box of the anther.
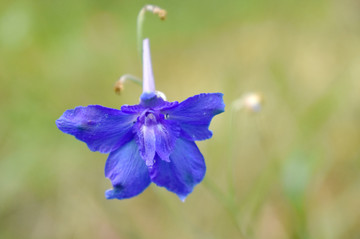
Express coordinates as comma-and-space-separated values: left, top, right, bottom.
142, 5, 167, 20
137, 5, 167, 56
114, 74, 142, 95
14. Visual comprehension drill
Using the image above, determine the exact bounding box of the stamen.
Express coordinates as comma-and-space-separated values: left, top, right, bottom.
114, 74, 142, 95
137, 5, 167, 56
144, 5, 167, 20
115, 5, 167, 95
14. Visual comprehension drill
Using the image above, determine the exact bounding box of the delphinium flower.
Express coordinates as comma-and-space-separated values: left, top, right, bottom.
56, 38, 225, 201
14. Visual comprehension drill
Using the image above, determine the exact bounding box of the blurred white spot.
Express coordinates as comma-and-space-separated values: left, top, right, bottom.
155, 91, 167, 101
232, 92, 263, 113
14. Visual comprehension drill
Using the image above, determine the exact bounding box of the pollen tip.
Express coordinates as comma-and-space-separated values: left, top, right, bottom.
114, 74, 142, 95
114, 80, 124, 94
144, 5, 167, 20
157, 9, 167, 20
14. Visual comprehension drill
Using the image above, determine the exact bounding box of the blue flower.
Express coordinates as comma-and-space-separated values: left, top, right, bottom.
56, 39, 225, 201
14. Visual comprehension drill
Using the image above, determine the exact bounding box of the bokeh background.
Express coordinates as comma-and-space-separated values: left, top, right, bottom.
1, 0, 360, 238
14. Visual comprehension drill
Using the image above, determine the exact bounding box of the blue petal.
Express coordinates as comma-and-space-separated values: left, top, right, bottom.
154, 118, 180, 162
56, 105, 136, 153
149, 138, 206, 201
135, 115, 180, 166
162, 93, 225, 141
137, 122, 156, 166
121, 104, 145, 114
139, 92, 179, 109
105, 140, 151, 199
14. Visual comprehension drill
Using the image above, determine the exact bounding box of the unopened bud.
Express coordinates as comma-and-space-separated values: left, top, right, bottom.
243, 93, 263, 112
232, 92, 264, 113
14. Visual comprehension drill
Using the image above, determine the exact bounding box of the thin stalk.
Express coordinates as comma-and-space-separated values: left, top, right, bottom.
136, 5, 167, 58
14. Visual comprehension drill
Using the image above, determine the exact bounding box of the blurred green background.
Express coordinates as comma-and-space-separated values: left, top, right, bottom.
1, 0, 360, 238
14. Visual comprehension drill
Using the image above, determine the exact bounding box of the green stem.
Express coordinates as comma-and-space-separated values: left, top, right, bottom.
136, 8, 146, 57
227, 105, 239, 198
203, 178, 248, 239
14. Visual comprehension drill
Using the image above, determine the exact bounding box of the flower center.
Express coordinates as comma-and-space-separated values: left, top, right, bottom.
144, 112, 157, 125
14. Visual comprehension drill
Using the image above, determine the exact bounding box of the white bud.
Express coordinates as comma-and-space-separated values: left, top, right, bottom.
232, 92, 263, 113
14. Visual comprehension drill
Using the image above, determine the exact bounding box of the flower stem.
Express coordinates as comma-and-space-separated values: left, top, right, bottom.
203, 178, 249, 239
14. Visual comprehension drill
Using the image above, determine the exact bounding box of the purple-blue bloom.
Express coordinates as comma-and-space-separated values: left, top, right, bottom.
56, 39, 225, 201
